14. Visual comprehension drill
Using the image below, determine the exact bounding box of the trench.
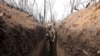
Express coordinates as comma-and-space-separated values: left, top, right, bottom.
0, 1, 58, 56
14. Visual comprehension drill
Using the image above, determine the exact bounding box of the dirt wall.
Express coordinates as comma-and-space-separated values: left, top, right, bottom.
0, 2, 46, 56
57, 3, 100, 56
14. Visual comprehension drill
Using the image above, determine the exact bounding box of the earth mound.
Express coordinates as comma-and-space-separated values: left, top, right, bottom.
57, 3, 100, 56
0, 1, 46, 56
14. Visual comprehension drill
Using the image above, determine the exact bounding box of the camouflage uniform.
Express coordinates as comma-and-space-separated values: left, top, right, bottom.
46, 24, 57, 56
46, 24, 56, 43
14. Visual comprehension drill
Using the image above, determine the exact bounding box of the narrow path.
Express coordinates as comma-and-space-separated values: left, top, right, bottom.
30, 36, 48, 56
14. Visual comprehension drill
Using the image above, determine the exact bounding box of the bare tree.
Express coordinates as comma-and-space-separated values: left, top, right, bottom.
70, 0, 81, 13
90, 0, 100, 4
37, 0, 46, 24
69, 0, 98, 13
85, 0, 100, 8
44, 0, 46, 23
70, 0, 75, 13
49, 0, 54, 22
85, 2, 91, 8
4, 0, 57, 24
91, 0, 96, 5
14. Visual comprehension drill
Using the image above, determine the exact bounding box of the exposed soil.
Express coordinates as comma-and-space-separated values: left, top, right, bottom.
1, 0, 100, 56
57, 3, 100, 56
0, 1, 47, 56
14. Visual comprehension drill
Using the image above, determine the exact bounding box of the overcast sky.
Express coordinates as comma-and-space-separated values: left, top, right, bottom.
31, 0, 70, 22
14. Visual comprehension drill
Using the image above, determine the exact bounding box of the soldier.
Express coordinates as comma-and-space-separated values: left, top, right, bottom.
46, 23, 57, 56
46, 23, 56, 43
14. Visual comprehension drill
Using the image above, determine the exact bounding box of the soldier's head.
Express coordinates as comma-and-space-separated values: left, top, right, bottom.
47, 24, 52, 30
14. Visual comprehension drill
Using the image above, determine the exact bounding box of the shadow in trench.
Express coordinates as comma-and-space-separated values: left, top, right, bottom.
46, 31, 57, 56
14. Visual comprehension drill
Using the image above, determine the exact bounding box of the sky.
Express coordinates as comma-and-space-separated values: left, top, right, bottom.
31, 0, 70, 22
4, 0, 96, 22
51, 0, 70, 21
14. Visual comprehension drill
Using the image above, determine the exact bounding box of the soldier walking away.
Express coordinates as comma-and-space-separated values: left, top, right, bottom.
46, 23, 57, 56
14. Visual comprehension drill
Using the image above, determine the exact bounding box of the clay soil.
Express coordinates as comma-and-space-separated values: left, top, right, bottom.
0, 1, 47, 56
1, 0, 100, 56
57, 3, 100, 56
